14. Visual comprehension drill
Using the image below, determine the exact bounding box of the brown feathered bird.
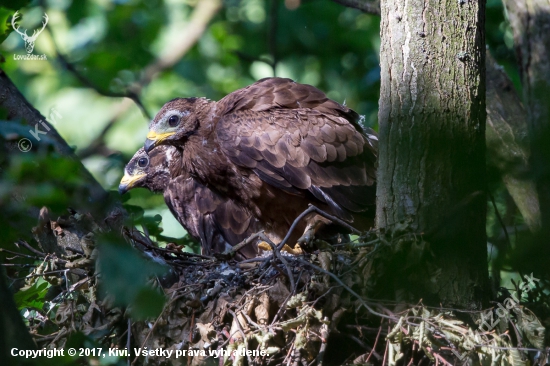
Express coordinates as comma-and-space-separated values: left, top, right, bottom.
119, 146, 259, 259
144, 77, 378, 245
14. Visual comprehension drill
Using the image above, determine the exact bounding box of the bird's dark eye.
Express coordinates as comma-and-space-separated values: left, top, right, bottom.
138, 157, 148, 168
168, 115, 179, 127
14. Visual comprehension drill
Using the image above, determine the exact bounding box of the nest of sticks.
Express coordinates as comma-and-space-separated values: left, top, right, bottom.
4, 205, 548, 366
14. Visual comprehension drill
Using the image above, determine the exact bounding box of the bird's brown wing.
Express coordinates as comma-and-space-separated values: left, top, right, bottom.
164, 176, 258, 259
218, 78, 362, 125
216, 99, 377, 221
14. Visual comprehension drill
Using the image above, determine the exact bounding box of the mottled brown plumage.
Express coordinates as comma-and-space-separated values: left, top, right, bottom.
144, 77, 378, 244
119, 146, 258, 259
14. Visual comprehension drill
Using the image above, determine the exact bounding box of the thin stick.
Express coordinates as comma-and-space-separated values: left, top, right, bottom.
277, 206, 316, 250
426, 347, 453, 366
259, 233, 295, 291
0, 248, 42, 260
293, 257, 396, 320
34, 333, 60, 343
382, 335, 388, 366
366, 321, 383, 363
228, 310, 253, 365
55, 50, 150, 118
15, 240, 46, 257
307, 205, 363, 235
331, 0, 381, 15
22, 270, 70, 278
222, 231, 264, 258
277, 205, 361, 251
315, 322, 329, 365
188, 310, 195, 366
239, 255, 273, 264
125, 228, 214, 260
1, 263, 35, 267
127, 319, 132, 366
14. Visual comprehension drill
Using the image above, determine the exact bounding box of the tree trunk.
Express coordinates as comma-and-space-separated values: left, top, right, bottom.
503, 0, 550, 232
376, 0, 488, 308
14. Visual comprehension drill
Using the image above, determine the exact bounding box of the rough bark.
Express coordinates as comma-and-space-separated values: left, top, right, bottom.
376, 0, 488, 308
503, 0, 550, 232
485, 53, 540, 231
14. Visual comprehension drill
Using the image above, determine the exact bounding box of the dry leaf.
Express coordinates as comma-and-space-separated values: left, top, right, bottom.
254, 292, 270, 325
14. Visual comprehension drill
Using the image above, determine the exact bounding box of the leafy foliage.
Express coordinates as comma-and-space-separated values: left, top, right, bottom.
14, 279, 49, 311
97, 232, 167, 320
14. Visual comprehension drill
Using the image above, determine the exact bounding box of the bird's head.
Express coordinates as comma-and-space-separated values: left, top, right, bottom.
145, 97, 206, 153
119, 146, 176, 194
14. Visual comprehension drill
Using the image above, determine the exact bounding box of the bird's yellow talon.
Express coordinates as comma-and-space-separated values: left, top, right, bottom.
258, 241, 271, 251
258, 242, 303, 255
285, 244, 303, 255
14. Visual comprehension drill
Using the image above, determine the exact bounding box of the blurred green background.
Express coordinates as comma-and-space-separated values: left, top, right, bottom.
1, 0, 518, 242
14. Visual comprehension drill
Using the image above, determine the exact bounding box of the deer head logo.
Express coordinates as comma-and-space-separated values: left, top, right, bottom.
11, 11, 49, 54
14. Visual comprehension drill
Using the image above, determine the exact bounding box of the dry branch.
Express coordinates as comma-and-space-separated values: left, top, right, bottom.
0, 69, 109, 206
331, 0, 381, 15
139, 0, 222, 88
77, 0, 222, 158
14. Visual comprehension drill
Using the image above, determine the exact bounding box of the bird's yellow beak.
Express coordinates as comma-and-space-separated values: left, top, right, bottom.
144, 131, 175, 152
118, 173, 146, 194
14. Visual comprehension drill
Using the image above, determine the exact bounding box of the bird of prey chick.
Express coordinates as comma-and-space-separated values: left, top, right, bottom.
119, 146, 259, 259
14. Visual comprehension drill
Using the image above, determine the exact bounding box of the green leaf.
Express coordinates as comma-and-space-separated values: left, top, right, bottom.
129, 287, 166, 320
140, 214, 164, 236
122, 204, 145, 220
14, 279, 49, 310
97, 234, 167, 319
0, 7, 13, 44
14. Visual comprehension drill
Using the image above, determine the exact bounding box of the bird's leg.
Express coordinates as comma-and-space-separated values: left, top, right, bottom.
258, 212, 333, 254
296, 214, 332, 247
